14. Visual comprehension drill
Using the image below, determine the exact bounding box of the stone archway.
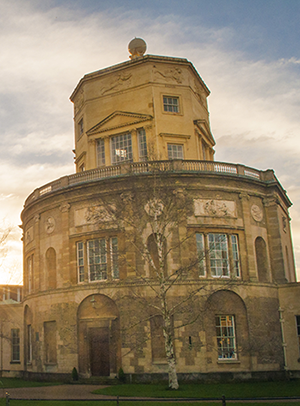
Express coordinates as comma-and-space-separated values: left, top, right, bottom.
205, 290, 250, 365
77, 294, 120, 377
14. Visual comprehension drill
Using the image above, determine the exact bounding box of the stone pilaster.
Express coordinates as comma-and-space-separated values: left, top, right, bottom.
60, 203, 71, 286
263, 196, 286, 283
34, 214, 41, 291
239, 192, 256, 281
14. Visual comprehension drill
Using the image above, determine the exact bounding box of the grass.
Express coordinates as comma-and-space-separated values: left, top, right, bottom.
0, 402, 300, 406
93, 380, 300, 399
0, 379, 298, 405
0, 378, 62, 388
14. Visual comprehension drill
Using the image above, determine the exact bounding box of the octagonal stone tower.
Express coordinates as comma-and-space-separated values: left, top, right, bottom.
18, 40, 300, 382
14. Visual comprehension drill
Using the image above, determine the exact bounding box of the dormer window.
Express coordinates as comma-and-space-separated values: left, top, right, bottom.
167, 144, 184, 160
163, 96, 179, 113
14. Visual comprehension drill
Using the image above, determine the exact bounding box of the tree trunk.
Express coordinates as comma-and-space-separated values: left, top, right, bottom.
163, 313, 179, 389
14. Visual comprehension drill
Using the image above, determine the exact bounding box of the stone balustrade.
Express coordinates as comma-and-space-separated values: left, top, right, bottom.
24, 160, 276, 207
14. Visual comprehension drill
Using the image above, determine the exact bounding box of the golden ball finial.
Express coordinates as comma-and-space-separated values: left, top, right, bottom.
128, 38, 147, 59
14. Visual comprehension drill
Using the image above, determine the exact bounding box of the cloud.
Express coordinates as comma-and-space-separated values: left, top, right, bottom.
0, 1, 299, 281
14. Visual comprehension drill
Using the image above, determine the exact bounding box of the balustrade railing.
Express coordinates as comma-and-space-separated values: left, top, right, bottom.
24, 160, 273, 206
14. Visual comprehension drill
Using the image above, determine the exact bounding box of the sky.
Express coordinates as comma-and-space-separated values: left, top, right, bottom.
0, 0, 299, 283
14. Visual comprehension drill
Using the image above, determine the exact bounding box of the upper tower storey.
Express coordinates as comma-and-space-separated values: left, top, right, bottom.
70, 39, 215, 172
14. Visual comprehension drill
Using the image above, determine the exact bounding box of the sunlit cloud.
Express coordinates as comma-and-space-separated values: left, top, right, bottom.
0, 0, 299, 282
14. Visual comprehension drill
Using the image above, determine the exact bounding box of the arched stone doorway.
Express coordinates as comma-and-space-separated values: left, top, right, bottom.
77, 294, 120, 377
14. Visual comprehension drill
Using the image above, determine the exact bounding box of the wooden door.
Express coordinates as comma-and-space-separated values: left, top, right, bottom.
89, 327, 110, 376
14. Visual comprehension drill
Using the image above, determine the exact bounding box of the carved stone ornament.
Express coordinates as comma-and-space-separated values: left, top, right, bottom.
60, 203, 70, 213
153, 66, 182, 83
101, 73, 132, 95
251, 204, 263, 222
25, 226, 33, 244
120, 191, 134, 202
144, 199, 164, 217
45, 217, 55, 234
194, 199, 237, 218
85, 206, 114, 223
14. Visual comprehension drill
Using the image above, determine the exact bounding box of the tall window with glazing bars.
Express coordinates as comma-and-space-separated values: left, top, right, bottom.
11, 329, 20, 362
196, 233, 241, 278
215, 315, 237, 359
77, 237, 119, 283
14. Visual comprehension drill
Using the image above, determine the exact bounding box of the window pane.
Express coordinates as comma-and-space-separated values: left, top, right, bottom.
231, 235, 241, 277
78, 118, 84, 138
138, 128, 147, 161
111, 237, 119, 279
97, 138, 105, 166
208, 234, 229, 277
215, 315, 237, 359
11, 329, 20, 362
163, 96, 179, 113
196, 233, 206, 276
111, 133, 132, 164
202, 140, 207, 160
88, 239, 107, 281
77, 242, 85, 282
167, 144, 184, 160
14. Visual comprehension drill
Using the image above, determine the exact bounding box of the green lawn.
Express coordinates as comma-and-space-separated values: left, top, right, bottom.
93, 380, 300, 399
0, 402, 300, 406
0, 379, 299, 405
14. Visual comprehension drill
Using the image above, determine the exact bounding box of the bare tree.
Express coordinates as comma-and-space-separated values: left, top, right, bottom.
95, 170, 230, 390
0, 222, 12, 270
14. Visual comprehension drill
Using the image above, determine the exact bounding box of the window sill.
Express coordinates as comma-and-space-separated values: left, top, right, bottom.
217, 359, 240, 364
44, 363, 57, 366
10, 361, 20, 364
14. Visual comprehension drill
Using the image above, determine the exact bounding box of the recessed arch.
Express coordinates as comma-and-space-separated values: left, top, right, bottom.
77, 294, 120, 377
205, 290, 250, 363
46, 247, 56, 289
255, 237, 269, 282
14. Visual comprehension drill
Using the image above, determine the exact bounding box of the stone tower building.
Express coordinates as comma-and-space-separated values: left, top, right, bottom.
2, 39, 300, 381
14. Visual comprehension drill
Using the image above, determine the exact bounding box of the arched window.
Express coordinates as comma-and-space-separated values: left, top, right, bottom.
46, 248, 56, 289
255, 237, 269, 282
